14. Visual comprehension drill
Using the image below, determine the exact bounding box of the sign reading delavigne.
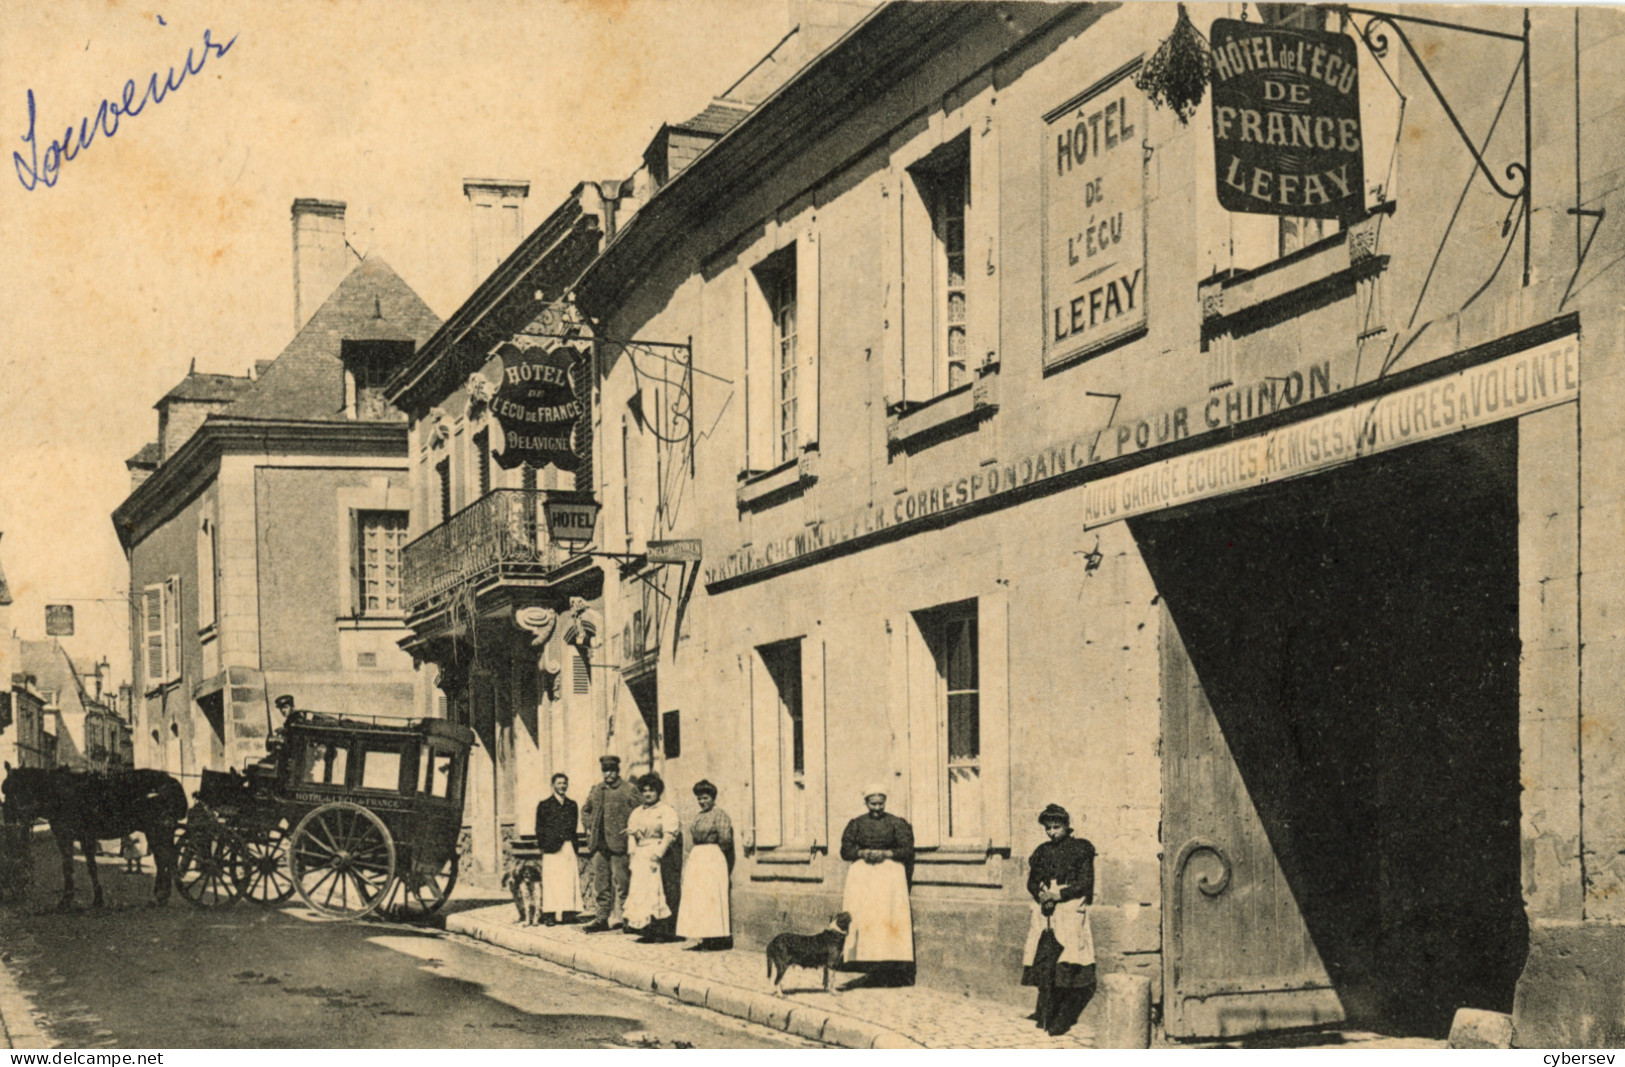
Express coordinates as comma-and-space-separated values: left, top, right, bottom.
490, 340, 591, 471
1209, 18, 1363, 219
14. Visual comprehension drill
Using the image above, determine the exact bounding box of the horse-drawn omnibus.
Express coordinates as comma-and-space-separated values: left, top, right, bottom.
175, 707, 474, 920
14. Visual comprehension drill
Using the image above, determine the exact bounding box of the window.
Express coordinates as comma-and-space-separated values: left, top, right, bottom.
474, 428, 491, 498
436, 459, 452, 524
341, 339, 413, 420
424, 744, 461, 799
930, 605, 981, 839
358, 746, 403, 791
743, 237, 819, 478
900, 135, 974, 405
751, 247, 799, 466
300, 740, 348, 786
897, 595, 1010, 850
142, 576, 182, 690
754, 639, 808, 847
356, 510, 408, 616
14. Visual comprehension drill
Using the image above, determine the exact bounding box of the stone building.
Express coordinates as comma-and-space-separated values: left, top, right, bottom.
113, 201, 441, 790
558, 0, 1625, 1046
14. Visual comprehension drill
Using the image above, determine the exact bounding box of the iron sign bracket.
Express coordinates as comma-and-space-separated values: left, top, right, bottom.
1338, 6, 1532, 285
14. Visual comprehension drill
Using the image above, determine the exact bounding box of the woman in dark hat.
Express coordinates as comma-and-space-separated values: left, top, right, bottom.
1021, 803, 1096, 1036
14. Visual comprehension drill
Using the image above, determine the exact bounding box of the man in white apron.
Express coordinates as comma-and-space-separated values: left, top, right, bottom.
839, 784, 915, 986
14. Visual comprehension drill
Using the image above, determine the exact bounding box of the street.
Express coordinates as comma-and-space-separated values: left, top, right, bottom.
0, 835, 815, 1049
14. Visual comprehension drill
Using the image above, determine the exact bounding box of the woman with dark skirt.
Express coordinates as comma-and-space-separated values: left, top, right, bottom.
1021, 803, 1096, 1036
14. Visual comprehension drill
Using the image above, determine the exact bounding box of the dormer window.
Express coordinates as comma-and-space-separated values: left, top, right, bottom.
341, 339, 414, 420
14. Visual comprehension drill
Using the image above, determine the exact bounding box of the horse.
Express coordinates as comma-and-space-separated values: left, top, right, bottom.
1, 763, 186, 909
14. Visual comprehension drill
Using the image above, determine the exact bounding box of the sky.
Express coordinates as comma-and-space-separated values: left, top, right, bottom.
0, 0, 803, 686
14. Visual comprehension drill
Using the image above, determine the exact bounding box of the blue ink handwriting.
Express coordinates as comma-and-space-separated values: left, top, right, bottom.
13, 27, 237, 192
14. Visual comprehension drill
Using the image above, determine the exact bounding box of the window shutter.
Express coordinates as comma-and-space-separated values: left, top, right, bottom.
904, 614, 942, 848
980, 590, 1011, 849
882, 173, 905, 407
803, 636, 827, 849
165, 576, 182, 682
143, 585, 165, 686
799, 227, 820, 450
573, 648, 591, 695
750, 653, 782, 848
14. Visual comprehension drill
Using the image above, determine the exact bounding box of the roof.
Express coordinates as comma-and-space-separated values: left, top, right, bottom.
160, 372, 255, 405
125, 442, 161, 469
227, 256, 441, 422
672, 100, 753, 137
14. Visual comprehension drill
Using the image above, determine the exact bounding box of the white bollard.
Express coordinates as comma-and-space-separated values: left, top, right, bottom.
1099, 973, 1152, 1049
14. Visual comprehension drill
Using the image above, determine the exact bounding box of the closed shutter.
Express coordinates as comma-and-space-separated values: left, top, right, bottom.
165, 576, 182, 682
980, 590, 1011, 849
750, 652, 782, 848
573, 648, 591, 694
143, 585, 165, 687
799, 227, 820, 450
904, 614, 942, 848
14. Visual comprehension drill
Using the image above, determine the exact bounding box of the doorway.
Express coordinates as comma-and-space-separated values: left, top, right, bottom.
1135, 422, 1527, 1038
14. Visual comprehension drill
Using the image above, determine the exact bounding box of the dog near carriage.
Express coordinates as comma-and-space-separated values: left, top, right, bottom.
502, 854, 545, 926
765, 912, 852, 995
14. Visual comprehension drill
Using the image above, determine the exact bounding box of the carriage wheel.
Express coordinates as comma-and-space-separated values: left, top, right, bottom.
289, 803, 396, 920
175, 827, 245, 908
238, 822, 295, 905
382, 856, 459, 921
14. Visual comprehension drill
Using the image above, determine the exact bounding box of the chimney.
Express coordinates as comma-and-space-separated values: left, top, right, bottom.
463, 179, 530, 291
292, 199, 349, 331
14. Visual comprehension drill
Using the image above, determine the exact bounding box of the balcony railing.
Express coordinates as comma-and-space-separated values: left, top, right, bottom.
401, 489, 561, 614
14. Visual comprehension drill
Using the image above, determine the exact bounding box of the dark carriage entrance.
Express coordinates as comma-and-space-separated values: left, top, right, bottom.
1132, 421, 1527, 1040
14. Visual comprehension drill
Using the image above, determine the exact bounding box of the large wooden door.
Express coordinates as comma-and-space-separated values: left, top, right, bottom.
1160, 605, 1343, 1039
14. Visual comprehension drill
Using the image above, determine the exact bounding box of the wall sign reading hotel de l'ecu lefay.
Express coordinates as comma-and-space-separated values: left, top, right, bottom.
1043, 63, 1149, 370
1209, 17, 1364, 219
490, 339, 591, 471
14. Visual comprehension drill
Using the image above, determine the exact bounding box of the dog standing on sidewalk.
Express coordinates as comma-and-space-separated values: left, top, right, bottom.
502, 857, 544, 926
765, 912, 852, 995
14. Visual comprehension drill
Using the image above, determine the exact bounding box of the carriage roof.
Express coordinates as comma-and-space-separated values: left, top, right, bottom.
279, 711, 474, 750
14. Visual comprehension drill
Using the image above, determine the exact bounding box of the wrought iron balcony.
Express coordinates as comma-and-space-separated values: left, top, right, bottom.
401, 489, 562, 615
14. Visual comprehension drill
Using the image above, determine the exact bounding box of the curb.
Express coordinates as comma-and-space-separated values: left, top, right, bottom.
447, 913, 926, 1049
0, 952, 48, 1050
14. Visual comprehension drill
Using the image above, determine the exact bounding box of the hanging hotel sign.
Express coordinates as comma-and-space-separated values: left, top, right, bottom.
1081, 337, 1578, 528
1042, 62, 1148, 370
1209, 18, 1364, 219
45, 604, 74, 636
490, 340, 591, 471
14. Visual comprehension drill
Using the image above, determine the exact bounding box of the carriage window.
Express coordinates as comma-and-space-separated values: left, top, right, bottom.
424, 747, 459, 798
359, 748, 403, 792
300, 742, 348, 786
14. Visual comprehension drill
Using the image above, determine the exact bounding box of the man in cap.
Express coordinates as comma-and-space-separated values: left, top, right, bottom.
580, 755, 641, 932
838, 783, 915, 985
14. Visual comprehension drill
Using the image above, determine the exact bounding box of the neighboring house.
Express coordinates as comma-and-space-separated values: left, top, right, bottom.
113, 200, 441, 792
0, 537, 48, 772
563, 0, 1625, 1047
382, 4, 864, 884
19, 640, 107, 771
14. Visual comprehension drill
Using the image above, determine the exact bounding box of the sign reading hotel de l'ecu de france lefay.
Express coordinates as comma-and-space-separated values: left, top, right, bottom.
1209, 17, 1363, 219
489, 340, 592, 472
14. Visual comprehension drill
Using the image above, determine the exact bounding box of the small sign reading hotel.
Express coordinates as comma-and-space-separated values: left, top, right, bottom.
1042, 64, 1148, 370
1209, 18, 1364, 219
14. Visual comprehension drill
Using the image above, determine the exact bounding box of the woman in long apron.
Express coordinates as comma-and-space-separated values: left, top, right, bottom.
623, 772, 682, 942
1021, 803, 1097, 1036
838, 784, 915, 986
675, 780, 734, 949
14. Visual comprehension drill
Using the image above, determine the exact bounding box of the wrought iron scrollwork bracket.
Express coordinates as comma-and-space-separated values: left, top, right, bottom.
1340, 6, 1532, 284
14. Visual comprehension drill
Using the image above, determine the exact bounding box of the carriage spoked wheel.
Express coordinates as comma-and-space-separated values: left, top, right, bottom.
238, 820, 295, 905
175, 825, 246, 908
289, 802, 397, 920
381, 855, 459, 921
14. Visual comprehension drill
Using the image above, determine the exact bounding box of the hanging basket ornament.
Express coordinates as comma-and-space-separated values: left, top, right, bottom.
1135, 3, 1213, 125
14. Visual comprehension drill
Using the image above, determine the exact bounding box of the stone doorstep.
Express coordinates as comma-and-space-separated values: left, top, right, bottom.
446, 910, 924, 1049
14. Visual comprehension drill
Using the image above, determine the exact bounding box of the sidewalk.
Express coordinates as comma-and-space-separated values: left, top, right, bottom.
0, 945, 48, 1050
446, 903, 1096, 1050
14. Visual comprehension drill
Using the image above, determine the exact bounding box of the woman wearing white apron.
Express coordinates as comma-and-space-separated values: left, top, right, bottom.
623, 772, 682, 942
675, 779, 734, 949
534, 773, 581, 925
838, 785, 915, 986
1021, 803, 1097, 1036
